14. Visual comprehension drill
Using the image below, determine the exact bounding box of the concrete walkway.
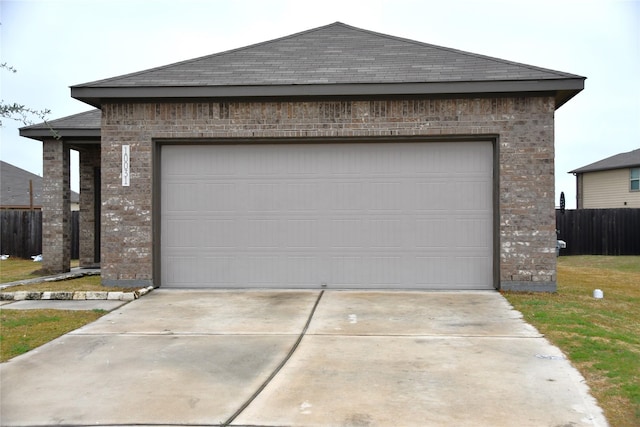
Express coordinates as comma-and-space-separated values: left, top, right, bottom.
0, 290, 607, 426
0, 267, 101, 290
1, 299, 127, 310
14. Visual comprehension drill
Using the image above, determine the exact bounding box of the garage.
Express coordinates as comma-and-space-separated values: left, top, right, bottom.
33, 22, 583, 291
160, 141, 493, 289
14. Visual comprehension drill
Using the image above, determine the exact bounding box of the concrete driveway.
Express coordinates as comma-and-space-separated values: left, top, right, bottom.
0, 290, 607, 426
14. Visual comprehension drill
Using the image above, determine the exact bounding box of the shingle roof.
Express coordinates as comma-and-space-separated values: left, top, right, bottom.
569, 149, 640, 174
19, 109, 101, 141
21, 109, 101, 129
71, 22, 584, 108
0, 161, 79, 208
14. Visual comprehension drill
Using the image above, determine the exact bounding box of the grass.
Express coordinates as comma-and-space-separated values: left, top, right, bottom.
0, 258, 79, 283
0, 259, 137, 362
0, 309, 107, 362
0, 258, 137, 292
503, 256, 640, 427
2, 275, 137, 293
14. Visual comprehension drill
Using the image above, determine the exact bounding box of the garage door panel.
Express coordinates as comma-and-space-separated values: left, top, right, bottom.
369, 219, 403, 248
164, 183, 201, 212
164, 256, 200, 285
369, 256, 404, 286
161, 142, 493, 289
454, 180, 492, 210
454, 256, 493, 286
413, 181, 455, 210
285, 256, 318, 285
284, 219, 321, 248
329, 219, 366, 248
200, 183, 238, 212
331, 256, 405, 288
200, 256, 236, 285
285, 183, 324, 211
331, 182, 366, 210
415, 257, 449, 286
367, 182, 404, 211
246, 219, 281, 248
455, 218, 493, 247
413, 218, 451, 248
328, 149, 364, 175
201, 219, 238, 248
164, 219, 202, 248
245, 256, 282, 285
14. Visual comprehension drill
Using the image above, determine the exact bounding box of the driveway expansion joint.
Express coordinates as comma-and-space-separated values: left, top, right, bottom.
222, 290, 325, 427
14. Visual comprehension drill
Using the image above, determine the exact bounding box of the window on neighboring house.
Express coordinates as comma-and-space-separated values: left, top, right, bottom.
631, 167, 640, 191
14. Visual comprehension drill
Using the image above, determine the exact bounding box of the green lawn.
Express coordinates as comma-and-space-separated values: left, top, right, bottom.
0, 258, 79, 283
0, 309, 107, 362
0, 258, 137, 292
503, 256, 640, 427
0, 258, 134, 362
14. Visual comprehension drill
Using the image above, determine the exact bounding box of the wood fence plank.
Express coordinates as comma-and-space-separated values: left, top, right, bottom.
0, 210, 78, 259
556, 208, 640, 255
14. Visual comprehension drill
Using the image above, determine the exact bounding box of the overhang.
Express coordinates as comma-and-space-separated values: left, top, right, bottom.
71, 78, 584, 110
19, 109, 101, 142
569, 148, 640, 174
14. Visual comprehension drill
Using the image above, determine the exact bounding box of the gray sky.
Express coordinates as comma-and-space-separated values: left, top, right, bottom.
1, 0, 638, 208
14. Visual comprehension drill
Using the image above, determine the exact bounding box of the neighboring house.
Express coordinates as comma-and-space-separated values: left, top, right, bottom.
569, 148, 640, 208
19, 22, 585, 291
0, 161, 79, 210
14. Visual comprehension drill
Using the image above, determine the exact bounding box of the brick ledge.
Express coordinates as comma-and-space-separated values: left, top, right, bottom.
0, 270, 155, 301
0, 286, 154, 302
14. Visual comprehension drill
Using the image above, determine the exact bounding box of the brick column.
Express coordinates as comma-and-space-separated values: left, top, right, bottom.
79, 145, 101, 267
42, 139, 71, 273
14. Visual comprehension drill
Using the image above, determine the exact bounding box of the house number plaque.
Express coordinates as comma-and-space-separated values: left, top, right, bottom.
122, 145, 130, 186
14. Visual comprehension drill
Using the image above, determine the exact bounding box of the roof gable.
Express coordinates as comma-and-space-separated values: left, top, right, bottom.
71, 22, 584, 108
570, 149, 640, 174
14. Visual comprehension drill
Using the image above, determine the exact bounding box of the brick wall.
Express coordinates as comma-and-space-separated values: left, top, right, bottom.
101, 96, 556, 290
42, 140, 71, 273
79, 145, 100, 267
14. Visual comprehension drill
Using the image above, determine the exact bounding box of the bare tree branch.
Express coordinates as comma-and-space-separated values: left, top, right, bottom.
1, 63, 60, 139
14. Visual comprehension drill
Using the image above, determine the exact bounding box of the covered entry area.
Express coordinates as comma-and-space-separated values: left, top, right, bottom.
19, 110, 102, 272
160, 140, 494, 289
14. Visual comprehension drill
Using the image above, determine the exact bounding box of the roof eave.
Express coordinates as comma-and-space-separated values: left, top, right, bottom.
19, 127, 101, 142
569, 165, 640, 174
71, 78, 585, 109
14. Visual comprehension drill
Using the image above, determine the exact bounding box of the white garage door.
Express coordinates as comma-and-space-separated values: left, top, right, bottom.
161, 142, 493, 289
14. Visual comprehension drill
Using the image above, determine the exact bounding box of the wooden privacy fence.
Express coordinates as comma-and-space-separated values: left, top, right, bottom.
0, 210, 79, 259
556, 208, 640, 255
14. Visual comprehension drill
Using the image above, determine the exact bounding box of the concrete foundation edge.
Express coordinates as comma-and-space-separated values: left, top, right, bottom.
102, 279, 155, 288
500, 281, 557, 293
